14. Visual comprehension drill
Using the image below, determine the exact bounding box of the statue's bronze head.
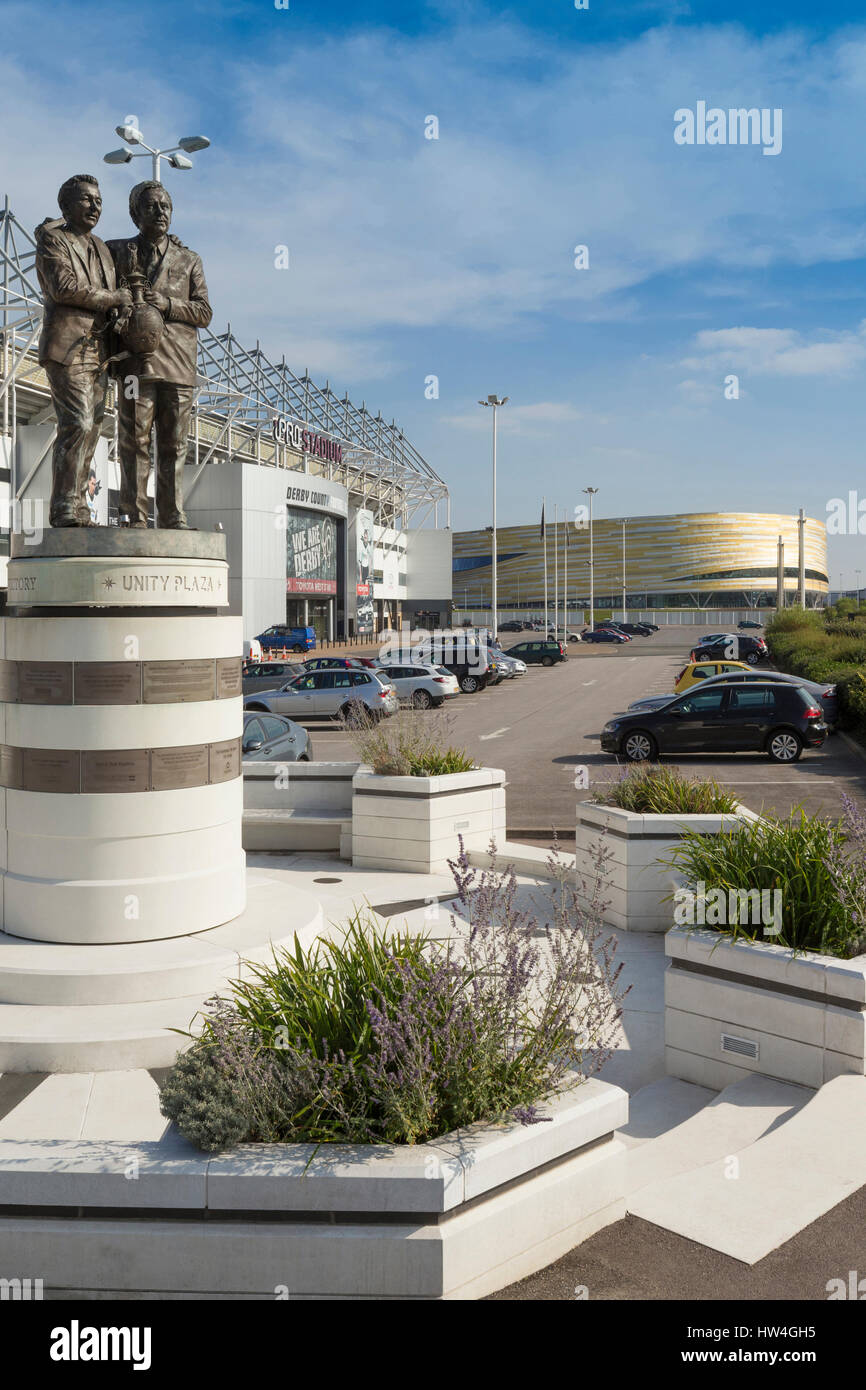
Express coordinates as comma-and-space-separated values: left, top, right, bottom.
58, 174, 102, 233
129, 181, 173, 240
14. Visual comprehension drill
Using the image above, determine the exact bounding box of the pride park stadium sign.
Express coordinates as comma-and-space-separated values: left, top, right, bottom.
272, 418, 343, 464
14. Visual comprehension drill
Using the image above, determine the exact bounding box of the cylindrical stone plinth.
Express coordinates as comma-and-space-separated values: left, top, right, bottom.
1, 531, 246, 944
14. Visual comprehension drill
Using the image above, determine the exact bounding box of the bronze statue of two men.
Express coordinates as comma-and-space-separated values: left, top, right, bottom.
35, 174, 212, 529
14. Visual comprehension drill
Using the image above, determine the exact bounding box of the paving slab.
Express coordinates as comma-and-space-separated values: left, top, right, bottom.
629, 1074, 866, 1263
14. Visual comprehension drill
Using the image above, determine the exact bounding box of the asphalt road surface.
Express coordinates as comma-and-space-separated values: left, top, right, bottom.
305, 625, 866, 833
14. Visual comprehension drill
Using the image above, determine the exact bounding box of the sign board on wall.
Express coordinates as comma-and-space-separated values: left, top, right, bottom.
356, 508, 375, 634
286, 508, 338, 595
273, 419, 344, 465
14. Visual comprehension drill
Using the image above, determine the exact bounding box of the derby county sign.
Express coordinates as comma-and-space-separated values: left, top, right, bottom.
272, 418, 343, 464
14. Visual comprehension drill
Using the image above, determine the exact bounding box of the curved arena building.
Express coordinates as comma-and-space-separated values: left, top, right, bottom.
453, 511, 829, 614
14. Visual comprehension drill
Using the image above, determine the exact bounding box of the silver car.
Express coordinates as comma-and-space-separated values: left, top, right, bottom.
242, 660, 303, 695
242, 711, 312, 761
626, 670, 838, 725
244, 666, 398, 722
377, 662, 460, 708
494, 653, 527, 677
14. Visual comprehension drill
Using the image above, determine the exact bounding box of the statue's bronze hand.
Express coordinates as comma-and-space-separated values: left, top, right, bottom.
144, 288, 170, 314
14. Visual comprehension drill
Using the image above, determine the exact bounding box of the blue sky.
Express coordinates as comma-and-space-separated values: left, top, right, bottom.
2, 0, 866, 585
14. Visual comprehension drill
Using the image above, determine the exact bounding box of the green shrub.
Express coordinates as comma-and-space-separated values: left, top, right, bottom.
160, 850, 630, 1151
591, 765, 738, 815
348, 705, 477, 776
664, 809, 856, 956
764, 611, 866, 736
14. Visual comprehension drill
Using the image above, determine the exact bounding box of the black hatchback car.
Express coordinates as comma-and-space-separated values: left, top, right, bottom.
504, 639, 567, 666
601, 682, 827, 763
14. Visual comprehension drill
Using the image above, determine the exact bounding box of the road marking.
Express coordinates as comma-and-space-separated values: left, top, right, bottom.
479, 728, 510, 740
582, 680, 597, 687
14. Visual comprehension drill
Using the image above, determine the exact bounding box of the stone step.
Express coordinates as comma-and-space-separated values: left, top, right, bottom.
620, 1073, 809, 1198
0, 870, 323, 1005
0, 994, 212, 1073
628, 1074, 866, 1263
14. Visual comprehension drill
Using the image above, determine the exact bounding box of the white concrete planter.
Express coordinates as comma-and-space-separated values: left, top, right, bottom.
665, 926, 866, 1090
0, 1077, 627, 1300
352, 766, 506, 873
574, 801, 759, 933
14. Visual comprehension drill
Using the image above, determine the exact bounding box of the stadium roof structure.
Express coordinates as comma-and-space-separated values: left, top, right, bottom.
0, 195, 450, 530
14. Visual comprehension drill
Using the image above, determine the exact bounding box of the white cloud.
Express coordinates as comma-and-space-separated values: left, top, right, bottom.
683, 324, 866, 376
442, 401, 582, 432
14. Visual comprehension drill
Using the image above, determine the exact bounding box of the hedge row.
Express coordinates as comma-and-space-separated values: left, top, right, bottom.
764, 604, 866, 735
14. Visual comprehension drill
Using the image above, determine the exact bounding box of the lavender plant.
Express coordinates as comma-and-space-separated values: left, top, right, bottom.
825, 793, 866, 958
160, 838, 629, 1151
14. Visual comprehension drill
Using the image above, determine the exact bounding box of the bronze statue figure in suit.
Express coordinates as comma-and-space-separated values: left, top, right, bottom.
35, 175, 132, 527
106, 182, 212, 528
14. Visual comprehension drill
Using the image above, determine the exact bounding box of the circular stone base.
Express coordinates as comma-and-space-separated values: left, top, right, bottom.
7, 530, 229, 610
0, 870, 326, 1072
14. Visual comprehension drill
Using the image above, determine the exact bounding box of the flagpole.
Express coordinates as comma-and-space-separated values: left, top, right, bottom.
542, 498, 548, 626
564, 520, 569, 631
554, 504, 559, 637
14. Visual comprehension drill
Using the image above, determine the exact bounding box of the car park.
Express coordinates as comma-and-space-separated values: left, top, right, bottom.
601, 682, 827, 763
580, 628, 628, 644
387, 636, 498, 693
242, 660, 303, 694
256, 624, 317, 653
504, 639, 567, 666
244, 667, 398, 722
376, 662, 460, 708
674, 659, 755, 692
242, 711, 312, 761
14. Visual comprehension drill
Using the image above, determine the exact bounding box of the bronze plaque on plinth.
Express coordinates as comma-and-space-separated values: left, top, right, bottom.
151, 743, 210, 791
0, 743, 23, 790
82, 748, 150, 794
209, 737, 241, 784
21, 747, 80, 793
0, 661, 20, 704
216, 657, 243, 699
74, 662, 142, 706
18, 662, 74, 705
142, 660, 216, 704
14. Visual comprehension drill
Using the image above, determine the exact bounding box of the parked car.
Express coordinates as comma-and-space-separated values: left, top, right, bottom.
495, 653, 527, 677
301, 656, 373, 672
504, 639, 567, 666
387, 638, 498, 693
592, 624, 632, 640
376, 662, 460, 708
601, 682, 827, 763
617, 622, 654, 636
630, 670, 838, 726
639, 622, 659, 632
580, 628, 628, 644
690, 635, 767, 666
243, 660, 303, 694
498, 620, 524, 633
244, 667, 398, 722
242, 711, 312, 761
737, 620, 764, 630
674, 659, 755, 692
256, 624, 317, 653
547, 628, 583, 643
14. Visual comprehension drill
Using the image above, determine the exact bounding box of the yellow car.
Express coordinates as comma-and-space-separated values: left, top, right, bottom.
674, 659, 754, 693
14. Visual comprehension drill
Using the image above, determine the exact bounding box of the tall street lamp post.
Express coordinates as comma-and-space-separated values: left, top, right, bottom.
104, 122, 211, 183
583, 486, 598, 630
478, 394, 508, 640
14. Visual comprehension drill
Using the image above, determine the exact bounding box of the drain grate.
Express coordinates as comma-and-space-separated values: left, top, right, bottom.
721, 1032, 759, 1061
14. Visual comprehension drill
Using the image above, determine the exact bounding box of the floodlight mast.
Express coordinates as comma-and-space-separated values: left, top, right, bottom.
103, 123, 211, 183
